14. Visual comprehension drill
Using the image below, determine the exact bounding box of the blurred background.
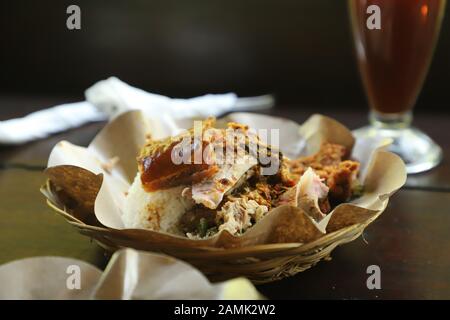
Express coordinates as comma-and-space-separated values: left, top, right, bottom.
1, 0, 449, 114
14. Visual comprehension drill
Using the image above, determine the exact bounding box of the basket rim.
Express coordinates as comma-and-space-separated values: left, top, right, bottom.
44, 194, 385, 257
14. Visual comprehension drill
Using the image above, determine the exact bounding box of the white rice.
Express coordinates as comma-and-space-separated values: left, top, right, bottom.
122, 173, 194, 235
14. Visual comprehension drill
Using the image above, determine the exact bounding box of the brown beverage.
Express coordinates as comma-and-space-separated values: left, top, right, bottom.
349, 0, 446, 115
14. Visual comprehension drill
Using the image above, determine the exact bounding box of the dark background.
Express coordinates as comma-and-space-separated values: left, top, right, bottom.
1, 0, 449, 112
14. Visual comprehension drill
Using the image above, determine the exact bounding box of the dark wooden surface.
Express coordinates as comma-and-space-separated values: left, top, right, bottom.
1, 97, 450, 299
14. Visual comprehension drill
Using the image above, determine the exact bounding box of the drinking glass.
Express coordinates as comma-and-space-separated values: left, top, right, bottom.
348, 0, 446, 173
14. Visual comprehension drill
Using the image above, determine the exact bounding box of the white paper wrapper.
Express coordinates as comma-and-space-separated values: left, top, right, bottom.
44, 111, 406, 248
0, 249, 261, 300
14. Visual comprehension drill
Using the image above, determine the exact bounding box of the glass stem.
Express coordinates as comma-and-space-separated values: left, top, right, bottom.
369, 110, 413, 130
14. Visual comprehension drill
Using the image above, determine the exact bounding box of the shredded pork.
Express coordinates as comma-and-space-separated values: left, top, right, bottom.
138, 117, 361, 238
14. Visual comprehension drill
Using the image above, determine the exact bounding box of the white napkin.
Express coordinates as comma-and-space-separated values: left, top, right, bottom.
0, 77, 274, 145
0, 248, 262, 300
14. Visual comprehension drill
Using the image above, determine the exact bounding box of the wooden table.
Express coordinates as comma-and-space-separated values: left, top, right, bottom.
1, 97, 449, 299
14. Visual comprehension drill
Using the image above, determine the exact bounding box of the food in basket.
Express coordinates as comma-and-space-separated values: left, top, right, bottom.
42, 111, 407, 282
123, 117, 362, 239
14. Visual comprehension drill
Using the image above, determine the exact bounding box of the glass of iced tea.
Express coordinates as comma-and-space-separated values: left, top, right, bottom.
348, 0, 446, 173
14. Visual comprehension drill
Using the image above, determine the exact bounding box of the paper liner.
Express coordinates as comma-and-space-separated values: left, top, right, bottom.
0, 248, 261, 299
44, 111, 406, 249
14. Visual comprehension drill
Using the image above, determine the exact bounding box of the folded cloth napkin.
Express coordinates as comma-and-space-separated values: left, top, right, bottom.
0, 248, 262, 300
0, 77, 274, 145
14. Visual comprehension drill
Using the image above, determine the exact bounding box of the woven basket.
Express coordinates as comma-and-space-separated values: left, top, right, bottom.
43, 182, 385, 284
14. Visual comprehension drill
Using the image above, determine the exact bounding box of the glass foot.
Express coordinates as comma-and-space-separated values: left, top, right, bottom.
353, 125, 443, 174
